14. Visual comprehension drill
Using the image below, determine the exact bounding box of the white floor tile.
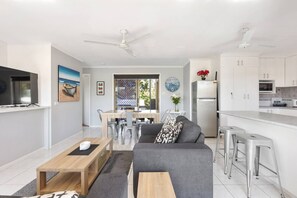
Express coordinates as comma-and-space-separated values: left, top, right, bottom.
214, 185, 234, 198
0, 184, 24, 195
225, 184, 270, 198
257, 185, 284, 198
213, 175, 222, 185
6, 168, 36, 185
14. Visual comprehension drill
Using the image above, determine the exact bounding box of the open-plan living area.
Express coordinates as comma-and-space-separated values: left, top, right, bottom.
0, 0, 297, 198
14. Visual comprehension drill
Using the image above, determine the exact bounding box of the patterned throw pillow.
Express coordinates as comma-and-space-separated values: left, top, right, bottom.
154, 120, 183, 143
27, 191, 79, 198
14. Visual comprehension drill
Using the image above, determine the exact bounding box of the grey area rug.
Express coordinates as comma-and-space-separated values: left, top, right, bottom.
12, 151, 133, 197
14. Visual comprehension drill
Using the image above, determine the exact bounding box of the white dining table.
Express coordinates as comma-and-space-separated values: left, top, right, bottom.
101, 110, 160, 137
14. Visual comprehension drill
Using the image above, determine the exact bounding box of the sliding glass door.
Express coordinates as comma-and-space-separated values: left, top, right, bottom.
114, 75, 159, 110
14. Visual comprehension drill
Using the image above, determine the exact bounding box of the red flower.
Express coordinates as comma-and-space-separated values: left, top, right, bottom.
197, 70, 209, 76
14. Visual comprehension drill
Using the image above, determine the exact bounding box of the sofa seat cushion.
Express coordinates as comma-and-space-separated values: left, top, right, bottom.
154, 120, 183, 144
139, 135, 156, 143
176, 116, 201, 143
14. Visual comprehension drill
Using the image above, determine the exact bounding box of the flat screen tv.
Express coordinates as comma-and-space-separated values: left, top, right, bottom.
0, 66, 38, 106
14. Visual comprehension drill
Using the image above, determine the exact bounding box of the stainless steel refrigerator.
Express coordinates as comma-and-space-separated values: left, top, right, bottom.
192, 81, 217, 137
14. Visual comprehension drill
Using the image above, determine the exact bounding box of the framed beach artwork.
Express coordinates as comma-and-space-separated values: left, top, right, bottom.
96, 81, 105, 95
58, 65, 80, 102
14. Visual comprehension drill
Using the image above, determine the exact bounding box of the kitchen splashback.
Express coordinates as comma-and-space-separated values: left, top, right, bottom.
260, 87, 297, 100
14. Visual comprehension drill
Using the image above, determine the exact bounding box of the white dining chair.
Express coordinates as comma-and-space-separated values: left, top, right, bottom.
97, 109, 118, 139
121, 111, 138, 144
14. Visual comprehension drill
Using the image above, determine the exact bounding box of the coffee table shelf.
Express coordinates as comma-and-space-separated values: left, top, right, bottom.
37, 138, 112, 195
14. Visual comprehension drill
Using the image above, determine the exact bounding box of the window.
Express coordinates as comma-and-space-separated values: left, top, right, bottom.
114, 74, 159, 110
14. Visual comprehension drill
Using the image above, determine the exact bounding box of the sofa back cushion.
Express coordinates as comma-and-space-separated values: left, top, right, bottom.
176, 116, 201, 143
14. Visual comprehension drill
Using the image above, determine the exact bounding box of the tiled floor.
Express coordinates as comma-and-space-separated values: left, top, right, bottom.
0, 127, 289, 198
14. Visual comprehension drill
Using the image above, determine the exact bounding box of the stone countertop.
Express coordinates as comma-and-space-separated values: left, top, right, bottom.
0, 106, 49, 114
218, 111, 297, 129
259, 106, 297, 110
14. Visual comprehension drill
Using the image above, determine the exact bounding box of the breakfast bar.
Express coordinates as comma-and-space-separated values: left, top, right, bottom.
218, 111, 297, 197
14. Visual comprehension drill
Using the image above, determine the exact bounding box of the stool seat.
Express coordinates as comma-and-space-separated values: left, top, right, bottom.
228, 133, 285, 198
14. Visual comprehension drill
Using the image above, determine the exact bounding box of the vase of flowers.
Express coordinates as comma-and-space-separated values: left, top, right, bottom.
171, 94, 181, 112
197, 70, 209, 80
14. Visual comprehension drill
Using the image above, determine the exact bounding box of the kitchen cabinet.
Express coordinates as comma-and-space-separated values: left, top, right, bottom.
259, 58, 285, 87
285, 56, 297, 86
220, 56, 259, 111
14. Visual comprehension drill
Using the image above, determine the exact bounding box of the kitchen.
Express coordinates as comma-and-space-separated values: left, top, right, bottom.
218, 54, 297, 197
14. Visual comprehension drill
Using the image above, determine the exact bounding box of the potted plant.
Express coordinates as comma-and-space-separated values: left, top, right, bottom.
197, 70, 209, 80
171, 94, 181, 112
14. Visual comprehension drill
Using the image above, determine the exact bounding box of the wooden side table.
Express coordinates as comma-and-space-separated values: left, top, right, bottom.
137, 172, 176, 198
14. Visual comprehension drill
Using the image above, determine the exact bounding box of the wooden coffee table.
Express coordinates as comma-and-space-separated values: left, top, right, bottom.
37, 138, 112, 195
137, 172, 176, 198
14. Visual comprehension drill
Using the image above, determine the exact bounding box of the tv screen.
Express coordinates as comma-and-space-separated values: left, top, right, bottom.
0, 66, 38, 106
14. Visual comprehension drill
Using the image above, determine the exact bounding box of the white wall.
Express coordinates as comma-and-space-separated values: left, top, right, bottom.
0, 40, 7, 66
183, 62, 191, 119
83, 66, 184, 127
51, 47, 83, 144
7, 44, 52, 106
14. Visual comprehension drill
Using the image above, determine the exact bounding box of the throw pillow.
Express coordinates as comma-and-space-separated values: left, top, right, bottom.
154, 120, 183, 143
27, 191, 79, 198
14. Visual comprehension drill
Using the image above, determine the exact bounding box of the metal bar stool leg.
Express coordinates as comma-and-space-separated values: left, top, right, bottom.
228, 139, 238, 179
246, 142, 256, 198
224, 131, 232, 174
254, 146, 261, 177
271, 145, 285, 198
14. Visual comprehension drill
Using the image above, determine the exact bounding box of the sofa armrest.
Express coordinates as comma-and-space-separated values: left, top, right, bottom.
133, 143, 213, 198
140, 123, 163, 136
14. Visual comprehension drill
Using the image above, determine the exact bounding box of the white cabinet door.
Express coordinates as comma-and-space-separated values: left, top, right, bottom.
242, 57, 259, 67
285, 56, 297, 86
245, 66, 259, 110
259, 58, 285, 86
220, 58, 234, 110
233, 65, 246, 110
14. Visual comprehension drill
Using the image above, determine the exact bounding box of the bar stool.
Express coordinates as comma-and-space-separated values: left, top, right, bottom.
228, 133, 285, 198
213, 126, 246, 174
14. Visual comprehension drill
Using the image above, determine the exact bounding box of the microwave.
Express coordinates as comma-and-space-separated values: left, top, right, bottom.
259, 80, 275, 93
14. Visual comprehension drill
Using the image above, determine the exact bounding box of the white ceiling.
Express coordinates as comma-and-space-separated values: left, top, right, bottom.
0, 0, 297, 66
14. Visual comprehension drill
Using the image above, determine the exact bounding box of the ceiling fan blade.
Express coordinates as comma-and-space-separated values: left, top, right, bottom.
127, 33, 150, 44
123, 48, 136, 57
242, 29, 255, 43
84, 40, 118, 46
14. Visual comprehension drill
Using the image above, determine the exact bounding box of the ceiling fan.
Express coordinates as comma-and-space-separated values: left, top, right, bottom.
238, 27, 276, 49
84, 29, 150, 57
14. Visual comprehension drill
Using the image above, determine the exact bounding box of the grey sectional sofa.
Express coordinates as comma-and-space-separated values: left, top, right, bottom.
133, 116, 213, 198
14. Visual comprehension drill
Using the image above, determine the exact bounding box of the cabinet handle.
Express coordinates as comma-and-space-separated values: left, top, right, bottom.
267, 73, 269, 79
237, 60, 240, 66
293, 80, 295, 85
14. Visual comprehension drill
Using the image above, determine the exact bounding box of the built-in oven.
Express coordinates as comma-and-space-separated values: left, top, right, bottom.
259, 80, 275, 93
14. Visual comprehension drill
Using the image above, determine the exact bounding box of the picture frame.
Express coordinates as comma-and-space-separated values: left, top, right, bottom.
58, 65, 80, 102
96, 81, 105, 95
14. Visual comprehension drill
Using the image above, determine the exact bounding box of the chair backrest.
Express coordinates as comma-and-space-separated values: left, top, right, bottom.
97, 109, 103, 122
125, 111, 133, 127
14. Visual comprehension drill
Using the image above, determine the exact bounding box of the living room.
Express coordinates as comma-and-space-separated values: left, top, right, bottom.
1, 0, 297, 198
